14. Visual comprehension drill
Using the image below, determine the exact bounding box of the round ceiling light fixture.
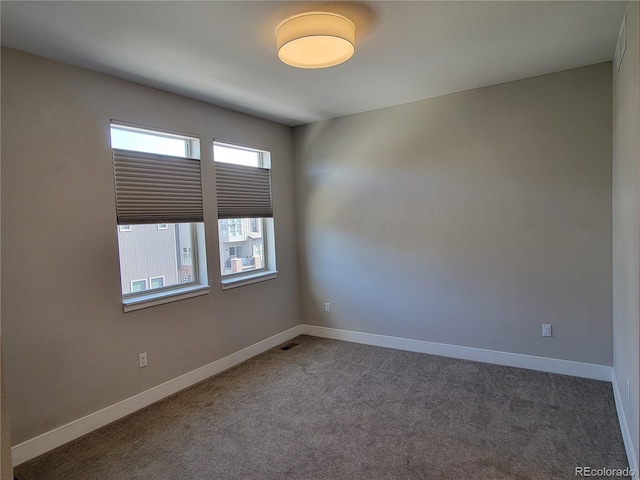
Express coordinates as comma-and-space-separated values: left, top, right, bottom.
276, 12, 355, 69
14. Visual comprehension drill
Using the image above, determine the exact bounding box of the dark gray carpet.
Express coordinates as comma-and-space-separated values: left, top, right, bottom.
15, 335, 630, 479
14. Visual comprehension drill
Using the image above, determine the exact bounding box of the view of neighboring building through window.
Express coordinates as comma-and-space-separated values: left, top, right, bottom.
117, 222, 195, 294
214, 143, 272, 278
111, 124, 203, 297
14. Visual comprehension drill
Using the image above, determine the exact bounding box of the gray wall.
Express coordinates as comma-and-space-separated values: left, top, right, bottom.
294, 63, 613, 365
613, 1, 639, 467
1, 48, 300, 444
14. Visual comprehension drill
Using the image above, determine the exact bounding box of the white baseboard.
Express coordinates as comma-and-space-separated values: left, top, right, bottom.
300, 324, 613, 381
612, 371, 639, 480
11, 323, 622, 469
11, 324, 304, 467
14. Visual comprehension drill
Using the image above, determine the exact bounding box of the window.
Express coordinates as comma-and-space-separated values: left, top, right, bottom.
111, 123, 209, 311
182, 247, 192, 265
214, 142, 277, 288
131, 279, 147, 292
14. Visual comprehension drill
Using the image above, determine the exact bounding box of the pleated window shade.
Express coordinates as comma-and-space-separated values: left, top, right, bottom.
113, 148, 204, 225
215, 162, 273, 219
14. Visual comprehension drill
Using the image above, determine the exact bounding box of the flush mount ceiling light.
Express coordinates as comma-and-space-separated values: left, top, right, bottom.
276, 12, 355, 69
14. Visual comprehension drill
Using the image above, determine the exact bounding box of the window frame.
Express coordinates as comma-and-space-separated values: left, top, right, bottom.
149, 275, 166, 289
213, 141, 277, 289
111, 122, 209, 311
130, 279, 148, 293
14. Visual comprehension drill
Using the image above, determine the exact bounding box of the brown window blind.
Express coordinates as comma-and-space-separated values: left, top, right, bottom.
113, 148, 203, 224
215, 162, 273, 219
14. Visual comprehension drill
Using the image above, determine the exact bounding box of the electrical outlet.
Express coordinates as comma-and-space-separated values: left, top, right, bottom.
324, 302, 331, 313
139, 352, 148, 368
541, 324, 552, 337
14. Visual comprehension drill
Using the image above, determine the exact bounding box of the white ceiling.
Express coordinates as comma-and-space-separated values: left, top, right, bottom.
0, 1, 627, 126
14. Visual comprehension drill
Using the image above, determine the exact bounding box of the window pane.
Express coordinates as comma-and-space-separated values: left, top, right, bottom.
218, 218, 265, 276
131, 280, 147, 292
117, 223, 195, 295
111, 127, 188, 157
214, 144, 260, 167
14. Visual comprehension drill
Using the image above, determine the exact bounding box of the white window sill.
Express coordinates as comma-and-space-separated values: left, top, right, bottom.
221, 270, 278, 290
123, 285, 210, 312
